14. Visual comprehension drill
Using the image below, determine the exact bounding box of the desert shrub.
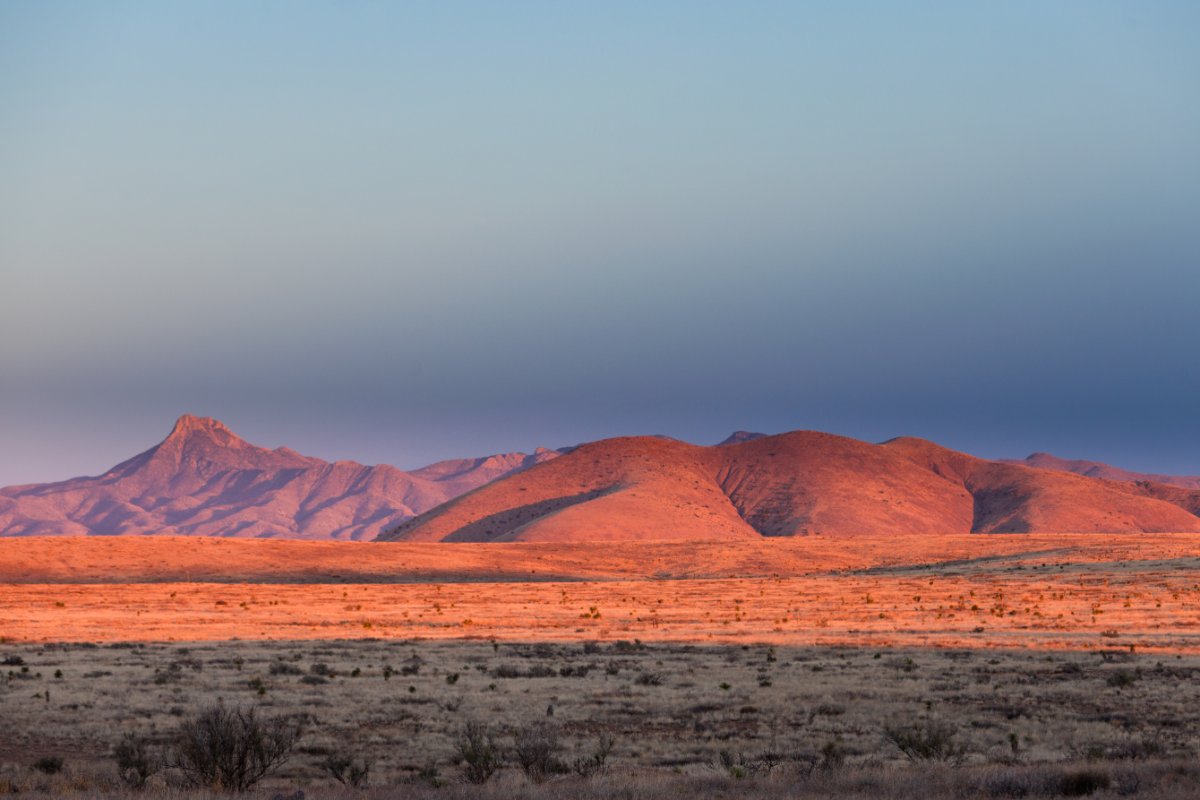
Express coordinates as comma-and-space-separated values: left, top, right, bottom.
818, 739, 846, 772
1107, 734, 1165, 761
114, 733, 160, 789
299, 675, 328, 685
559, 665, 591, 678
972, 763, 1115, 798
572, 733, 615, 778
1073, 734, 1164, 763
310, 663, 334, 677
321, 751, 371, 788
492, 664, 556, 679
884, 718, 968, 763
513, 722, 565, 783
635, 671, 665, 686
154, 662, 184, 685
716, 750, 749, 779
1107, 669, 1139, 688
169, 704, 304, 791
716, 749, 794, 778
455, 722, 503, 785
269, 661, 303, 676
33, 756, 63, 775
719, 751, 753, 778
1059, 767, 1111, 796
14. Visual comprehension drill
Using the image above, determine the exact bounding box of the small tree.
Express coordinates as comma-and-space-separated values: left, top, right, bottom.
170, 704, 304, 791
513, 722, 563, 783
455, 722, 503, 784
883, 718, 967, 764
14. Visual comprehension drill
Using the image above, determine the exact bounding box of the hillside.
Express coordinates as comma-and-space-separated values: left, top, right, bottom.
381, 431, 1200, 542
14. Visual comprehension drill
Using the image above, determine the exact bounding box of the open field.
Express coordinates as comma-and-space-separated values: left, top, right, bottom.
7, 533, 1200, 584
3, 639, 1200, 797
4, 535, 1200, 651
5, 534, 1200, 797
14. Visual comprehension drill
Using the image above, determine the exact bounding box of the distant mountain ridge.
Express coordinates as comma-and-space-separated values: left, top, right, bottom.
1002, 452, 1200, 490
380, 432, 1200, 542
0, 415, 558, 540
5, 418, 1199, 541
717, 431, 767, 446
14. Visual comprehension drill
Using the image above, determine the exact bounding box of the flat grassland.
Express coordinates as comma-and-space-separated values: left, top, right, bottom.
4, 534, 1200, 798
4, 534, 1200, 651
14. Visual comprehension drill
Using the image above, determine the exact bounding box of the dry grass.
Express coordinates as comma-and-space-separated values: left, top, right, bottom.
5, 535, 1200, 796
5, 570, 1200, 652
3, 639, 1200, 796
4, 761, 1200, 799
6, 533, 1200, 584
6, 534, 1200, 652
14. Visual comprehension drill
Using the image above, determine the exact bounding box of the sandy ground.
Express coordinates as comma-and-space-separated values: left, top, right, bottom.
3, 534, 1200, 651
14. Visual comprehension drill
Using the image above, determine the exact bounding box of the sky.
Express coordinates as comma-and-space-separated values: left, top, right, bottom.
2, 2, 1199, 486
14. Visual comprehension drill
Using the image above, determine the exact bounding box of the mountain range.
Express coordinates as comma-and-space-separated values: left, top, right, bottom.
0, 415, 558, 540
3, 416, 1199, 540
1001, 452, 1200, 490
381, 432, 1200, 541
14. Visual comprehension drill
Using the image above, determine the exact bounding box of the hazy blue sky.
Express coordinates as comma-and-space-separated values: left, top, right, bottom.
2, 2, 1199, 485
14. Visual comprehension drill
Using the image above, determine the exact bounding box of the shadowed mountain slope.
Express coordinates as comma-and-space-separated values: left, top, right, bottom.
382, 431, 1200, 542
0, 415, 557, 540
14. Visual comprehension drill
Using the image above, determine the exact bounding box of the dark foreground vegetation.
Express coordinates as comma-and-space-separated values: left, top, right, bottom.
3, 702, 1197, 798
4, 756, 1200, 799
5, 639, 1200, 798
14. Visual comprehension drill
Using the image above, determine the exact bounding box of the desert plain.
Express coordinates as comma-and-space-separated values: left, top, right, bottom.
5, 534, 1200, 798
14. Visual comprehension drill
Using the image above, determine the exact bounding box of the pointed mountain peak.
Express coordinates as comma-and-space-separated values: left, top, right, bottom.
165, 414, 240, 446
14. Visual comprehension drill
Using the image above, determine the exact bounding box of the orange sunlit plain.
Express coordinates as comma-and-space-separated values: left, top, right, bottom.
7, 534, 1200, 653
